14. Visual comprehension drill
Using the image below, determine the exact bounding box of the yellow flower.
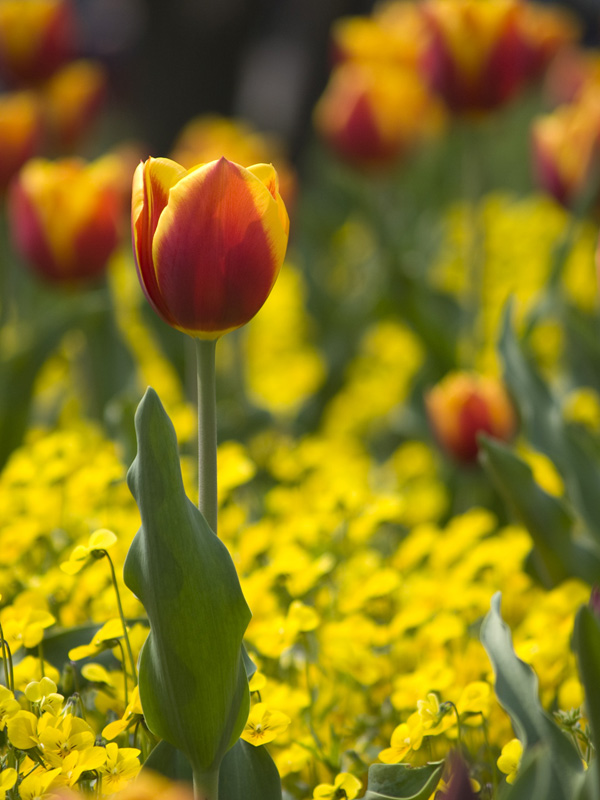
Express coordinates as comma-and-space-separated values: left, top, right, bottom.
0, 685, 20, 729
6, 709, 39, 749
457, 681, 491, 719
416, 692, 454, 735
240, 702, 291, 746
68, 617, 126, 661
498, 738, 523, 784
18, 767, 62, 800
313, 772, 363, 799
0, 768, 17, 799
61, 746, 107, 785
25, 676, 64, 714
102, 685, 144, 740
60, 528, 117, 574
379, 712, 424, 763
100, 742, 141, 793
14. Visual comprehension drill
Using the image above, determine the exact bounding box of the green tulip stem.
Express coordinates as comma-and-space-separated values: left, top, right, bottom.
195, 338, 218, 535
193, 768, 219, 800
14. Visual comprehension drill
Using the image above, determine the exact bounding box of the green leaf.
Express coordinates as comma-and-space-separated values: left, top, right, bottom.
143, 740, 193, 783
357, 761, 444, 800
219, 739, 282, 800
499, 305, 600, 545
573, 606, 600, 753
478, 436, 600, 587
124, 388, 251, 779
480, 594, 584, 798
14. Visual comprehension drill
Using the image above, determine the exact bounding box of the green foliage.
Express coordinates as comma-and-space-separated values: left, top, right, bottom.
357, 762, 445, 800
480, 594, 585, 798
124, 387, 251, 783
479, 436, 600, 587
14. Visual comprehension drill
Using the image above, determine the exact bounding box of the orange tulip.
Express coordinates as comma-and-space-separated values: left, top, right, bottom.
0, 0, 77, 85
314, 61, 445, 168
426, 372, 517, 462
9, 155, 123, 283
131, 156, 289, 339
0, 91, 43, 189
42, 59, 107, 149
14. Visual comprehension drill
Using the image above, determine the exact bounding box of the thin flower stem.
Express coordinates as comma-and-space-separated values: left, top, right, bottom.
195, 338, 218, 535
38, 641, 45, 679
193, 767, 219, 800
0, 621, 11, 689
117, 640, 129, 707
104, 550, 137, 687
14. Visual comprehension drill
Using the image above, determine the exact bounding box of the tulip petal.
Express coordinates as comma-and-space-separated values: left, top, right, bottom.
153, 157, 288, 337
132, 157, 186, 325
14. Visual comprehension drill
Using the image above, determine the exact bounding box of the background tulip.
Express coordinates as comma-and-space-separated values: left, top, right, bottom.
426, 371, 517, 463
0, 91, 43, 190
9, 155, 123, 283
132, 156, 289, 340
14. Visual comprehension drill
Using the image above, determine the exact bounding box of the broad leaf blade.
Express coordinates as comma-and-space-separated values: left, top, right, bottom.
124, 388, 251, 775
573, 606, 600, 754
219, 739, 282, 800
358, 762, 444, 800
479, 436, 600, 587
480, 594, 583, 797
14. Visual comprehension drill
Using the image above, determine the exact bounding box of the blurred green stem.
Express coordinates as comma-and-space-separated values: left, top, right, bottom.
196, 338, 218, 535
193, 768, 219, 800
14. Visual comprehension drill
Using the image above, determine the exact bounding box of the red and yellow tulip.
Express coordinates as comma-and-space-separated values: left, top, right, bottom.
426, 371, 517, 463
419, 0, 526, 114
0, 0, 77, 85
532, 91, 600, 208
314, 61, 445, 168
0, 90, 43, 189
132, 156, 290, 339
42, 59, 107, 149
9, 155, 123, 283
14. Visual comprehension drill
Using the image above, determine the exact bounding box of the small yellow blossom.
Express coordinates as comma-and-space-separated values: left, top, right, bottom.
0, 685, 20, 730
313, 772, 363, 799
60, 528, 118, 574
103, 685, 144, 740
25, 676, 64, 714
0, 768, 17, 799
498, 738, 523, 784
241, 702, 291, 746
100, 742, 141, 793
379, 712, 425, 763
68, 617, 126, 660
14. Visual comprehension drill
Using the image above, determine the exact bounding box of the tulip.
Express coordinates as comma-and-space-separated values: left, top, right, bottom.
41, 59, 107, 149
131, 156, 289, 340
531, 92, 600, 208
314, 61, 445, 168
170, 114, 296, 211
9, 155, 123, 283
515, 2, 579, 82
0, 91, 43, 190
419, 0, 527, 114
426, 371, 517, 463
0, 0, 77, 86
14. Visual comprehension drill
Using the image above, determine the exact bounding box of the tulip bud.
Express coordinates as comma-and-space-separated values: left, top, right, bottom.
426, 372, 517, 463
42, 59, 107, 150
314, 61, 445, 168
0, 0, 78, 86
0, 91, 43, 190
9, 155, 123, 284
419, 0, 527, 114
132, 156, 290, 340
531, 92, 600, 208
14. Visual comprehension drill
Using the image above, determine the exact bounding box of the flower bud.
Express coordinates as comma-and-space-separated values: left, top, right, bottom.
0, 91, 43, 190
426, 371, 517, 463
132, 156, 289, 339
9, 155, 123, 284
0, 0, 78, 86
314, 61, 445, 168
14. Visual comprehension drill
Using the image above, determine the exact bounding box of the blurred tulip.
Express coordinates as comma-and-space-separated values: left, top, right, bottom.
426, 371, 517, 463
0, 0, 78, 85
0, 91, 43, 190
314, 61, 445, 168
171, 113, 296, 211
42, 59, 107, 150
9, 155, 123, 283
544, 47, 600, 107
419, 0, 527, 113
331, 3, 428, 70
515, 2, 579, 82
532, 92, 600, 208
132, 156, 289, 339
